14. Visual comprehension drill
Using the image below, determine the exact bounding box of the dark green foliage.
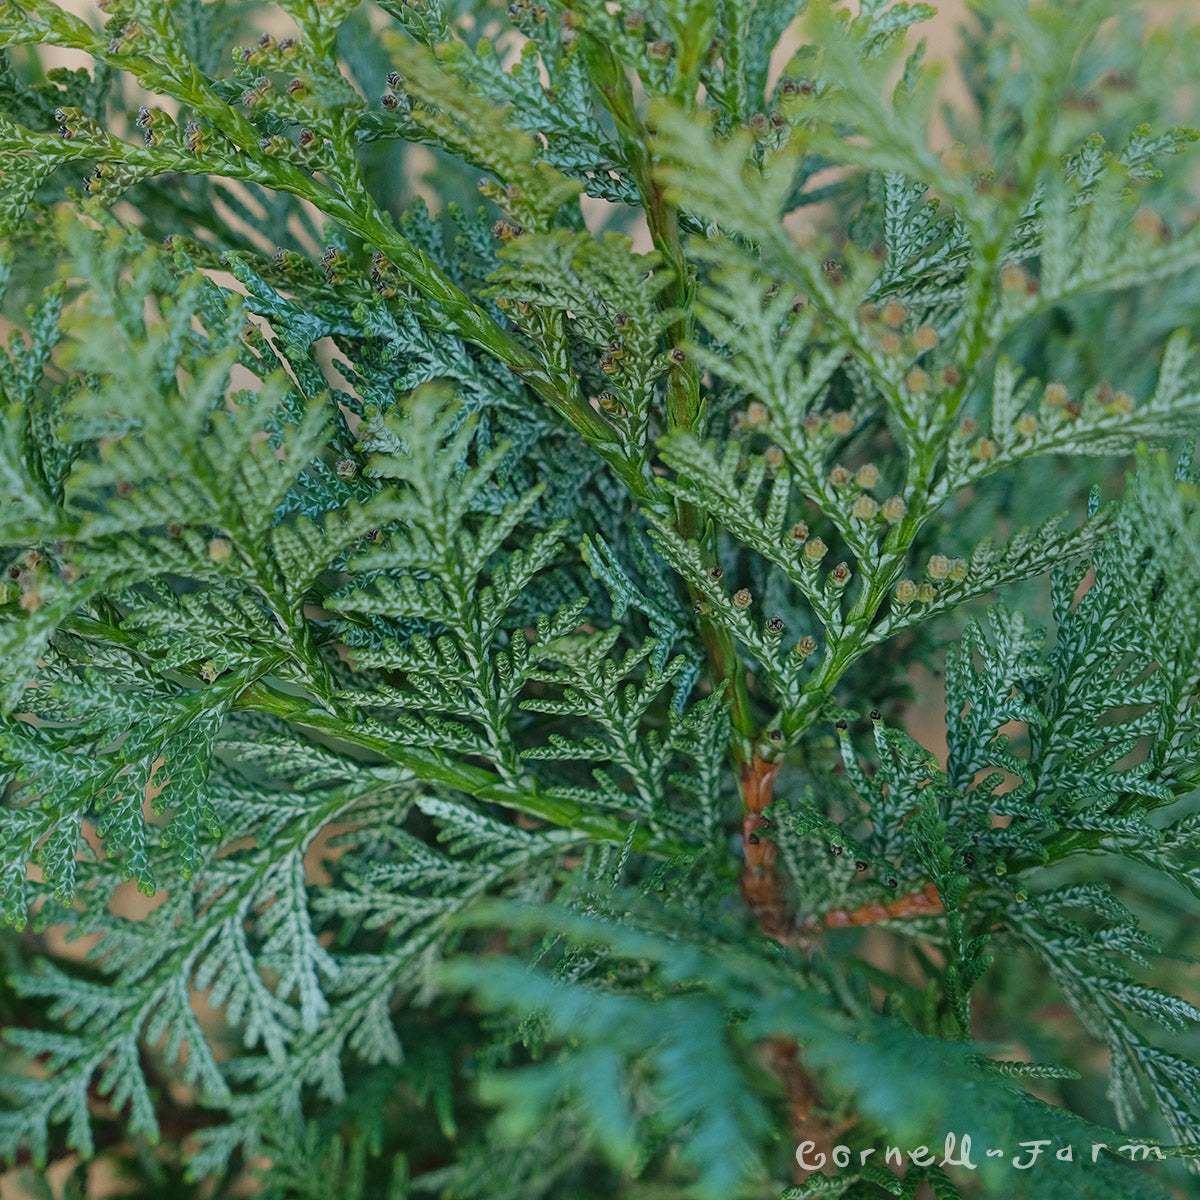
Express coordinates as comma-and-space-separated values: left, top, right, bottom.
1, 1, 1199, 1197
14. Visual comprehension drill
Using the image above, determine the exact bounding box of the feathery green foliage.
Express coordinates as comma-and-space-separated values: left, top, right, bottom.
1, 0, 1199, 1196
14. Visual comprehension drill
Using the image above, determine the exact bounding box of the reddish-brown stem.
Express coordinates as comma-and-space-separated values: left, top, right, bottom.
738, 754, 791, 940
821, 882, 944, 928
738, 761, 945, 1182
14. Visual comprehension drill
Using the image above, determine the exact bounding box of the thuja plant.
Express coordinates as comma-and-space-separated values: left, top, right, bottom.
1, 0, 1200, 1196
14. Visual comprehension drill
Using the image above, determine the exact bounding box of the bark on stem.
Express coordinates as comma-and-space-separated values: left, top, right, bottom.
822, 882, 944, 928
738, 754, 790, 941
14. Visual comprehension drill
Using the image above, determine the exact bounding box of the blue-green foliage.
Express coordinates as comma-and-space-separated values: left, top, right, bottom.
0, 0, 1199, 1197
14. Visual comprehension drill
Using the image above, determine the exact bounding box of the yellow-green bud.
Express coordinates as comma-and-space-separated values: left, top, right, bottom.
793, 635, 817, 658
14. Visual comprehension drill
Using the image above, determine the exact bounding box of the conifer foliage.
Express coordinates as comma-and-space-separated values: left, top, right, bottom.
1, 0, 1199, 1196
